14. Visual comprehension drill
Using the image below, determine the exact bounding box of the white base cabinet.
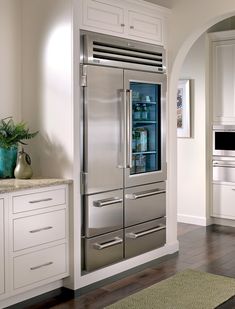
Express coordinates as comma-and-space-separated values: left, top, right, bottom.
0, 199, 4, 295
0, 184, 69, 307
80, 0, 170, 46
212, 183, 235, 220
14, 244, 67, 289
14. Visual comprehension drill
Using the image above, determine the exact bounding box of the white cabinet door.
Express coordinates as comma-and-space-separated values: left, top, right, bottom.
80, 0, 167, 46
212, 40, 235, 124
128, 10, 163, 44
82, 0, 125, 34
212, 183, 235, 219
0, 199, 4, 295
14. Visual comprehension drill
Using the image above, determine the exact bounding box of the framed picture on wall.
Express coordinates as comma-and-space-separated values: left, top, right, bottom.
177, 79, 191, 138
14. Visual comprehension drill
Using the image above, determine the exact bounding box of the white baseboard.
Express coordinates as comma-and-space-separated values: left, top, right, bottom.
211, 217, 235, 227
0, 280, 63, 308
177, 214, 211, 226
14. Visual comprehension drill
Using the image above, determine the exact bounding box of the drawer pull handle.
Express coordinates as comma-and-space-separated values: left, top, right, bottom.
30, 261, 53, 271
29, 198, 53, 204
126, 224, 166, 239
93, 237, 123, 250
93, 197, 123, 207
29, 226, 53, 233
126, 189, 166, 200
213, 163, 235, 168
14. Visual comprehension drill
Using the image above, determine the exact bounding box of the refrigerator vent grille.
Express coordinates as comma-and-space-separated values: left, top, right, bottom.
92, 41, 164, 71
82, 32, 166, 73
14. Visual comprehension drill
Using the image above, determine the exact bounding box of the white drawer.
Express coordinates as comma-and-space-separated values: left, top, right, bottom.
13, 188, 66, 213
13, 209, 66, 251
213, 183, 235, 219
14, 244, 67, 289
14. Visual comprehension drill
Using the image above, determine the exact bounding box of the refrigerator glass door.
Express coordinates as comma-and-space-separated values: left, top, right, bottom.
83, 65, 124, 194
124, 70, 167, 187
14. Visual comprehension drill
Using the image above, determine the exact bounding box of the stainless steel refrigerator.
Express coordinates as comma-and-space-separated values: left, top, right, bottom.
81, 32, 167, 272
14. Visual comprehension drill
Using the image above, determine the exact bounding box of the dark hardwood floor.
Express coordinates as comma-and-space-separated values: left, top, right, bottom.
14, 223, 235, 309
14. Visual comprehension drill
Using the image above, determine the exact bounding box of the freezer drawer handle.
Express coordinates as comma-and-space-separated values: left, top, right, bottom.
126, 189, 166, 200
93, 237, 123, 250
126, 225, 166, 239
93, 197, 123, 207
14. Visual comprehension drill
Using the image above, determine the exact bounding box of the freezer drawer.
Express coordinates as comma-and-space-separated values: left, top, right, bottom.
85, 230, 124, 272
125, 217, 166, 259
85, 190, 123, 237
125, 182, 166, 227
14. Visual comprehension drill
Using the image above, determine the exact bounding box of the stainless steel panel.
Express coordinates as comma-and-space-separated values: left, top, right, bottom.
213, 160, 235, 182
85, 190, 123, 237
125, 182, 166, 227
124, 70, 167, 187
82, 31, 166, 73
85, 230, 123, 272
83, 65, 124, 194
125, 217, 166, 259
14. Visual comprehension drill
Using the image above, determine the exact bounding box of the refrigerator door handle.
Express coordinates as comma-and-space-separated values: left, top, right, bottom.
126, 225, 166, 239
126, 89, 133, 169
118, 89, 127, 169
93, 237, 123, 250
93, 197, 123, 207
125, 189, 166, 200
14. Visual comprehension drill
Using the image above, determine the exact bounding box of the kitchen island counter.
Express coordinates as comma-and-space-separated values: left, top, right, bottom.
0, 178, 72, 194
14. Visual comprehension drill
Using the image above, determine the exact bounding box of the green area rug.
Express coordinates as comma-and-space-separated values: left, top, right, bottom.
106, 269, 235, 309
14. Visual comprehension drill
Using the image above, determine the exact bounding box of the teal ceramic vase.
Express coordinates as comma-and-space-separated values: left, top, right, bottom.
0, 146, 18, 178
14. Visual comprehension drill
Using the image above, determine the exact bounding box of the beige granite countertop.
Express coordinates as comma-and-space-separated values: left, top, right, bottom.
0, 178, 72, 194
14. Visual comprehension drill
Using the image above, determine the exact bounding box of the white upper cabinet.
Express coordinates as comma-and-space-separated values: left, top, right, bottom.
0, 199, 4, 295
80, 0, 170, 46
210, 31, 235, 124
128, 10, 162, 43
82, 0, 125, 34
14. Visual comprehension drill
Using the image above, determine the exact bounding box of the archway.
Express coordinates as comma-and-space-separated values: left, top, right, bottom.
167, 7, 235, 245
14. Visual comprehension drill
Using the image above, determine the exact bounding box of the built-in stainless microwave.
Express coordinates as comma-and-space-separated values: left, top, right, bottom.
213, 125, 235, 156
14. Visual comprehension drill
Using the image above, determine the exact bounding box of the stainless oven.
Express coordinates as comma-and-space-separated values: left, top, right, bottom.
213, 125, 235, 156
213, 159, 235, 182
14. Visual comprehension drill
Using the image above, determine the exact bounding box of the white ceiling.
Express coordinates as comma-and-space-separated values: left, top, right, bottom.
144, 0, 173, 8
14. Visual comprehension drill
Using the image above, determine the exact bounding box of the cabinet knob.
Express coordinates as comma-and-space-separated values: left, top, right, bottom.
121, 23, 125, 27
130, 25, 134, 29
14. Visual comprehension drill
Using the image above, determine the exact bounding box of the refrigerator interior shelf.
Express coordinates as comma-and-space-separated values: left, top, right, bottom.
133, 121, 157, 124
133, 151, 157, 155
133, 101, 157, 105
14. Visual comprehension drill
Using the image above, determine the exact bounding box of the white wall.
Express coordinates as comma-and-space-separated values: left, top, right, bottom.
166, 0, 235, 241
177, 35, 207, 225
21, 0, 73, 178
0, 0, 21, 121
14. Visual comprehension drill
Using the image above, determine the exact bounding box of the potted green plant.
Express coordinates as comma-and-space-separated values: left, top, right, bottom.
0, 117, 38, 178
